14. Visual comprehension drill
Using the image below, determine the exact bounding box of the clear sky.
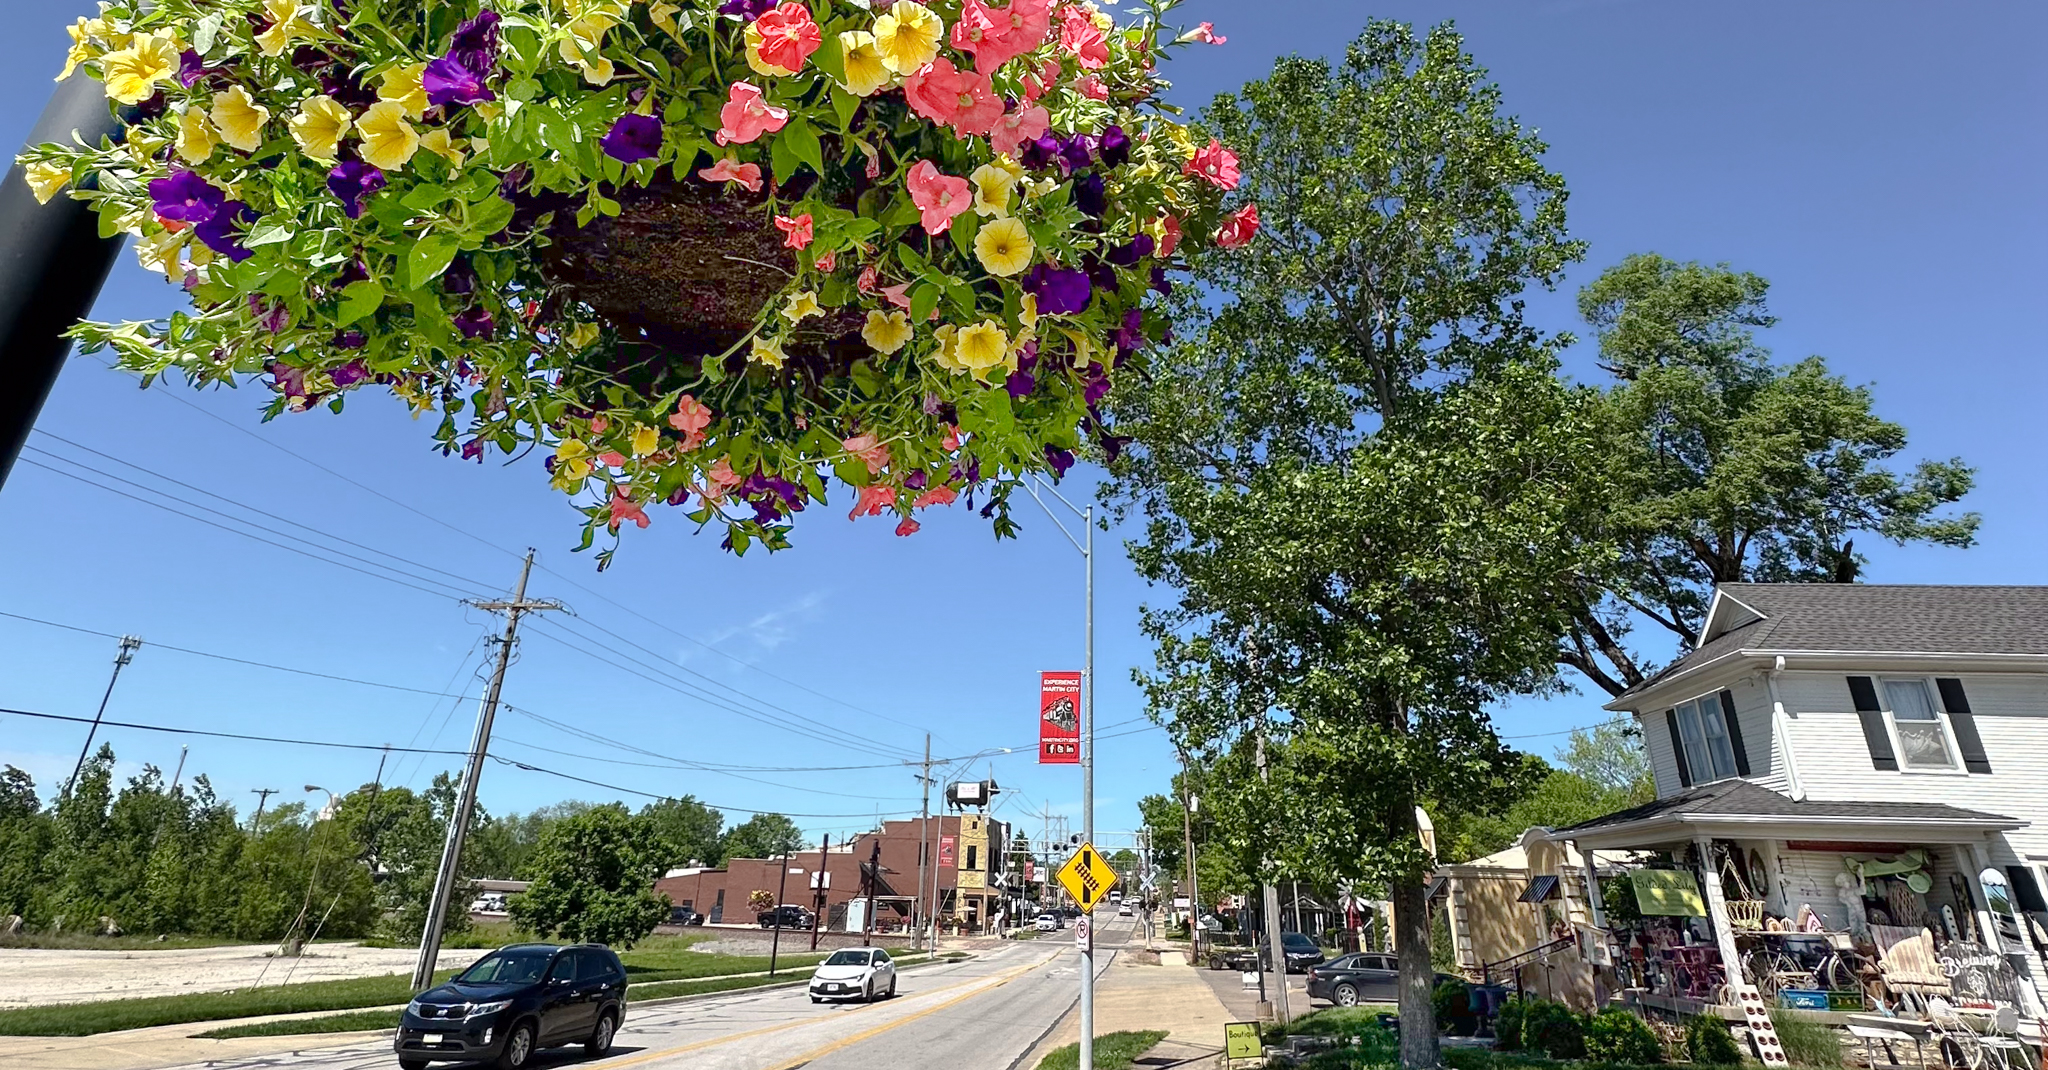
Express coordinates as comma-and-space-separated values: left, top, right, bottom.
2, 1, 2042, 849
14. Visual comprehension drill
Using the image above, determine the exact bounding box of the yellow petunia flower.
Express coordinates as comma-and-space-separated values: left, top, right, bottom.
57, 16, 104, 82
356, 100, 420, 171
954, 321, 1010, 373
649, 2, 681, 36
566, 322, 601, 349
418, 127, 465, 167
973, 217, 1034, 277
862, 309, 913, 354
1025, 176, 1059, 200
174, 106, 217, 163
135, 229, 186, 281
969, 162, 1019, 218
929, 324, 963, 372
1020, 292, 1039, 332
255, 0, 314, 58
781, 290, 823, 324
630, 426, 660, 457
288, 95, 351, 164
211, 86, 271, 152
872, 1, 943, 76
838, 31, 892, 97
99, 32, 177, 105
750, 334, 789, 370
744, 21, 799, 78
552, 439, 594, 490
377, 63, 428, 120
559, 14, 619, 85
24, 160, 70, 205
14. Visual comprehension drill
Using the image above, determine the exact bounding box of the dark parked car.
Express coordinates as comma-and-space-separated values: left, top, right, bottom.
396, 943, 626, 1070
758, 904, 813, 929
668, 906, 705, 926
1267, 932, 1326, 973
1305, 952, 1462, 1007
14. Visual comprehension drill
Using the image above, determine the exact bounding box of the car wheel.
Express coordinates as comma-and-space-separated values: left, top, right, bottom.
811, 995, 822, 1004
400, 1060, 430, 1070
888, 977, 897, 998
1334, 983, 1360, 1007
495, 1021, 536, 1070
863, 981, 875, 1003
585, 1011, 616, 1057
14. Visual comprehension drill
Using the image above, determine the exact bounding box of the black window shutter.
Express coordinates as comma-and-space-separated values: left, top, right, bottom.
1847, 676, 1899, 771
2007, 866, 2048, 914
1665, 709, 1693, 788
1718, 690, 1752, 777
1937, 678, 1993, 774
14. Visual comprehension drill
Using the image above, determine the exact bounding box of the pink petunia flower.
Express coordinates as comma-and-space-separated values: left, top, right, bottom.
952, 0, 1052, 73
753, 3, 822, 73
1215, 202, 1259, 249
609, 489, 650, 530
1022, 56, 1061, 101
905, 160, 972, 234
599, 451, 629, 468
895, 517, 921, 536
842, 433, 891, 475
716, 81, 789, 145
904, 56, 1005, 138
881, 282, 913, 310
1075, 74, 1107, 100
775, 213, 814, 249
849, 483, 897, 520
1184, 139, 1241, 190
942, 424, 962, 451
699, 156, 765, 192
1189, 21, 1226, 44
859, 264, 881, 293
990, 103, 1050, 158
815, 251, 836, 272
913, 485, 959, 509
1056, 5, 1109, 69
1159, 214, 1183, 256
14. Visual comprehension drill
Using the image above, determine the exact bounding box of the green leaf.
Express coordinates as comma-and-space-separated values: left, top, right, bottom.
770, 134, 799, 187
336, 279, 385, 326
946, 281, 976, 318
193, 12, 224, 55
406, 234, 461, 290
909, 282, 940, 324
401, 184, 450, 212
783, 117, 825, 179
243, 219, 294, 248
832, 87, 862, 131
468, 194, 516, 237
813, 31, 846, 85
948, 212, 979, 257
898, 244, 930, 276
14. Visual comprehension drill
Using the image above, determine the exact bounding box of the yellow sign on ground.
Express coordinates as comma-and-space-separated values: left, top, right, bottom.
1224, 1021, 1262, 1060
1055, 843, 1119, 911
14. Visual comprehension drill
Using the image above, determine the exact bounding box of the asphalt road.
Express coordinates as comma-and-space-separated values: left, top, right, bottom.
160, 914, 1140, 1070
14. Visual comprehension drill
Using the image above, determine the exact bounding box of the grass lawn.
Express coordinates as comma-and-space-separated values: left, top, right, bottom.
0, 969, 455, 1037
1271, 1005, 1400, 1040
1034, 1030, 1168, 1070
193, 1009, 402, 1039
0, 932, 349, 952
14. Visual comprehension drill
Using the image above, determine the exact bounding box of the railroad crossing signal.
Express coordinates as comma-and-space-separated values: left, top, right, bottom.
1056, 842, 1118, 912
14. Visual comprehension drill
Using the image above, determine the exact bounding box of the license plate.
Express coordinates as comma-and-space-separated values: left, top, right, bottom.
423, 1034, 444, 1045
826, 984, 840, 992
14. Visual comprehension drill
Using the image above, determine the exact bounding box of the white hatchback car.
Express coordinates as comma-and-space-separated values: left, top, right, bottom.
1035, 912, 1060, 931
809, 947, 897, 1003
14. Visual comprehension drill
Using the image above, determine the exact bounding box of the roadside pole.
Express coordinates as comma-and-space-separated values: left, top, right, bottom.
810, 833, 830, 951
1080, 503, 1096, 1070
1255, 731, 1290, 1025
769, 849, 790, 976
862, 839, 881, 947
64, 634, 141, 796
915, 734, 931, 950
411, 551, 558, 992
1178, 747, 1202, 959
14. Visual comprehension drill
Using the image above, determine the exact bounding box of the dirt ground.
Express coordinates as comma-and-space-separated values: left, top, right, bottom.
0, 942, 490, 1009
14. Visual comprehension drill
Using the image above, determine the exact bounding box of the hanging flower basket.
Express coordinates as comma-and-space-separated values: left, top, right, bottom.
23, 0, 1252, 557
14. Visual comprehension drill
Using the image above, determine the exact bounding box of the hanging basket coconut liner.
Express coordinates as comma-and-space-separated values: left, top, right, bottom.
29, 0, 1254, 556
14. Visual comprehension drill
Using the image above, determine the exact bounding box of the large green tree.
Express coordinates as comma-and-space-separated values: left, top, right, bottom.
639, 796, 725, 870
1559, 254, 1979, 695
719, 813, 805, 861
1111, 22, 1598, 1066
511, 804, 672, 949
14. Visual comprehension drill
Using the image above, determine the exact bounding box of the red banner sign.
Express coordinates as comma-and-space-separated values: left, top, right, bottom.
1040, 671, 1082, 764
1025, 860, 1036, 882
939, 835, 955, 867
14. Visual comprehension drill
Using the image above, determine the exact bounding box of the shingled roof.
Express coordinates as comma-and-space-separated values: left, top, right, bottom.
1551, 778, 2020, 837
1609, 583, 2048, 704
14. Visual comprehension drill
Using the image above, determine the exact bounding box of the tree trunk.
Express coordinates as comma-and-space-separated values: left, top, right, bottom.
1391, 873, 1440, 1069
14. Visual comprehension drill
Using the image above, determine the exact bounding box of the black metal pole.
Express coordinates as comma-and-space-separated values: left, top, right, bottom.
769, 850, 789, 977
0, 73, 128, 491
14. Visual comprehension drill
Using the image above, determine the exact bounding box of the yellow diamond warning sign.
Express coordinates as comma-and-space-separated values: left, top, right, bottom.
1056, 842, 1119, 912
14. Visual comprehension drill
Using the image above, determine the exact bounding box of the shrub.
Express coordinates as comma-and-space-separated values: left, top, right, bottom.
1494, 999, 1526, 1051
1586, 1008, 1663, 1064
1523, 1000, 1587, 1060
1684, 1015, 1744, 1065
1435, 978, 1475, 1035
1769, 1011, 1842, 1068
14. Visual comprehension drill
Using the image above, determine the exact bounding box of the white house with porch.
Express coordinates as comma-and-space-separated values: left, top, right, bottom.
1546, 583, 2048, 1020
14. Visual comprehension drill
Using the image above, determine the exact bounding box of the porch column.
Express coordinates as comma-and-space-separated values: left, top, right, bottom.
1960, 845, 2003, 952
1968, 841, 2048, 1017
1694, 837, 1744, 1003
1580, 843, 1608, 929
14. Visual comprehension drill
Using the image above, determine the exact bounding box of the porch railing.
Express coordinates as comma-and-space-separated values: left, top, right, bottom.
1482, 935, 1577, 986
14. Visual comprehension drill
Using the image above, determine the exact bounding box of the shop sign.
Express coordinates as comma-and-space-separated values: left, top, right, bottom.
1630, 869, 1707, 916
1938, 939, 2024, 1009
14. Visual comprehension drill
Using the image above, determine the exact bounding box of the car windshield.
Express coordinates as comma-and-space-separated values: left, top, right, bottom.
823, 950, 873, 966
1282, 934, 1316, 948
455, 948, 555, 985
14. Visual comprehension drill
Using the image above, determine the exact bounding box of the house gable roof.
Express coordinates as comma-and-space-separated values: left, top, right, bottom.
1549, 778, 2021, 849
1608, 583, 2048, 708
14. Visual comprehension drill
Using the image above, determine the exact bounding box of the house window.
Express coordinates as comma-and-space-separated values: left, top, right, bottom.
1883, 678, 1957, 770
966, 845, 979, 871
1673, 695, 1738, 783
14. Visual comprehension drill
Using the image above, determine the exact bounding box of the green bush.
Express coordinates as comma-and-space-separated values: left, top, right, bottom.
1684, 1015, 1744, 1065
1769, 1011, 1842, 1067
1586, 1008, 1663, 1064
1522, 1000, 1587, 1060
1435, 978, 1476, 1035
1494, 999, 1526, 1051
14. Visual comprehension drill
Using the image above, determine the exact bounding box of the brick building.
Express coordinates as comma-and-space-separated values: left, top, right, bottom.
653, 814, 1019, 934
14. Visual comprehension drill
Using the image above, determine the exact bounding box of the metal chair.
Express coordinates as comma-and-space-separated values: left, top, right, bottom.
1847, 1021, 1923, 1069
1976, 1007, 2030, 1070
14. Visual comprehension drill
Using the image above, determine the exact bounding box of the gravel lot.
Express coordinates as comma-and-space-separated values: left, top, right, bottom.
0, 942, 490, 1009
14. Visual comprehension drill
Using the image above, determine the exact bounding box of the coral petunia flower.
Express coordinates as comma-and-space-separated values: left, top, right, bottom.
871, 0, 944, 75
862, 310, 914, 354
904, 56, 1004, 137
849, 483, 897, 520
1215, 202, 1259, 249
905, 160, 972, 235
699, 156, 765, 192
288, 95, 353, 164
717, 82, 789, 146
356, 100, 421, 171
858, 264, 881, 293
609, 489, 651, 530
100, 32, 178, 105
989, 105, 1050, 159
842, 433, 891, 475
913, 485, 958, 509
837, 31, 893, 96
1184, 139, 1241, 190
751, 3, 822, 75
1075, 74, 1107, 101
1180, 21, 1227, 45
974, 217, 1034, 276
1022, 56, 1061, 102
1055, 5, 1109, 69
952, 0, 1051, 72
669, 394, 714, 447
774, 213, 814, 249
1157, 214, 1183, 256
895, 518, 921, 536
210, 86, 271, 153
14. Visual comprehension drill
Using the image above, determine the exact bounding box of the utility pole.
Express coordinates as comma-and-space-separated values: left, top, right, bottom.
1179, 749, 1202, 958
169, 745, 189, 793
928, 813, 945, 950
863, 839, 881, 947
65, 634, 141, 796
1256, 731, 1290, 1025
411, 551, 559, 992
915, 734, 932, 950
249, 787, 278, 829
1080, 502, 1097, 1070
0, 74, 127, 492
810, 833, 830, 951
769, 849, 791, 976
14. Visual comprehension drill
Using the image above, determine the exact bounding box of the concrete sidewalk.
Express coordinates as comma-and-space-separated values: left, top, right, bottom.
1018, 950, 1239, 1070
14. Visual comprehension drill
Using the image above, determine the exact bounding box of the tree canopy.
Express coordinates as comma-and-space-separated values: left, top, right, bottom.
510, 804, 673, 949
720, 813, 806, 861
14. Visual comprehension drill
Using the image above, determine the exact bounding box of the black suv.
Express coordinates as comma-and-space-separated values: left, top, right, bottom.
396, 943, 627, 1070
758, 904, 812, 929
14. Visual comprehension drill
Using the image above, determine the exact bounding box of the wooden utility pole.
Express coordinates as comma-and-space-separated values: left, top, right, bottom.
810, 833, 830, 950
862, 839, 881, 947
411, 551, 559, 992
914, 734, 932, 950
66, 635, 141, 797
769, 850, 791, 976
249, 787, 278, 829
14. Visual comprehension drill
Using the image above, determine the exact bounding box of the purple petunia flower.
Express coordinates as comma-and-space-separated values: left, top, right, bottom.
1098, 432, 1130, 465
1058, 134, 1097, 174
267, 361, 310, 399
423, 55, 495, 108
460, 438, 486, 463
320, 65, 378, 109
1006, 339, 1040, 399
1044, 446, 1075, 478
175, 50, 230, 89
1099, 125, 1130, 168
949, 456, 982, 487
194, 200, 257, 261
719, 0, 777, 20
334, 329, 367, 350
1019, 131, 1063, 171
599, 113, 663, 164
1150, 266, 1172, 296
1073, 172, 1107, 218
1105, 234, 1155, 268
453, 304, 495, 339
1084, 362, 1112, 405
149, 170, 224, 223
451, 9, 501, 77
1114, 308, 1145, 359
1022, 264, 1093, 316
331, 358, 370, 385
441, 257, 477, 295
249, 294, 292, 333
904, 470, 928, 491
327, 161, 386, 219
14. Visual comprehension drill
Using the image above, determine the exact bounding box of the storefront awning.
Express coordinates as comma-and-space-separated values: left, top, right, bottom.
1548, 779, 2022, 851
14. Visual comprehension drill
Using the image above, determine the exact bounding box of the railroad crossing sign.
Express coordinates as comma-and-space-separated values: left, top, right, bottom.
1056, 842, 1118, 912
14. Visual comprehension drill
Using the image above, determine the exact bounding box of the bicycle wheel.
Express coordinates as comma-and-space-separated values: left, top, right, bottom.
1816, 954, 1859, 995
1744, 950, 1780, 996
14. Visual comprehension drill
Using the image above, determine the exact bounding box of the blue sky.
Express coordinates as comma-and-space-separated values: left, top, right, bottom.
2, 1, 2042, 849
